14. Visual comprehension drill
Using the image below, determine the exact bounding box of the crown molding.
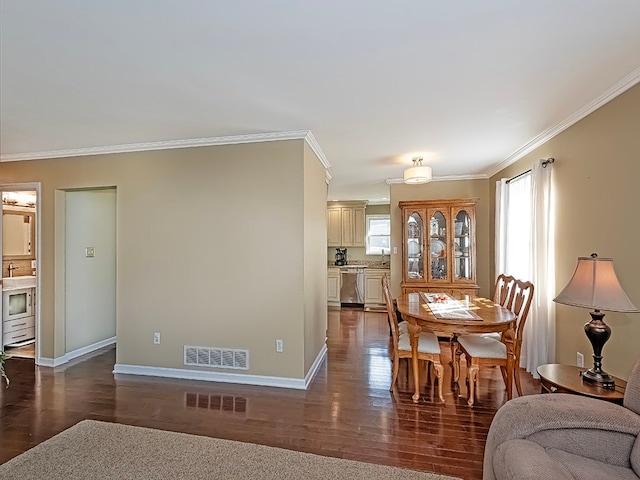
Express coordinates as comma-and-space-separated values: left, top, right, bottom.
385, 173, 488, 185
325, 170, 333, 183
488, 65, 640, 177
302, 130, 331, 170
0, 129, 332, 169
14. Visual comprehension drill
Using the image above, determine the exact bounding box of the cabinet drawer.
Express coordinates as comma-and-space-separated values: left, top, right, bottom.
3, 326, 35, 345
3, 315, 35, 333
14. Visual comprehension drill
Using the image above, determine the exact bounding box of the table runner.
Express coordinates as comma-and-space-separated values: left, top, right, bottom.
420, 292, 482, 320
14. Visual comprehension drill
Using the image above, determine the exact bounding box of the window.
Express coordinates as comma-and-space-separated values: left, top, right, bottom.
366, 214, 390, 255
503, 173, 532, 280
495, 159, 556, 376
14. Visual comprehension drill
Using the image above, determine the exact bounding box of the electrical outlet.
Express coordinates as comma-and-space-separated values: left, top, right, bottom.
276, 339, 283, 353
576, 351, 584, 367
85, 247, 95, 258
153, 332, 161, 345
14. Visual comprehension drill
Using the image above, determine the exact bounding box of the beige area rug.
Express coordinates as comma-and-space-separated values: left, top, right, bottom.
0, 420, 461, 480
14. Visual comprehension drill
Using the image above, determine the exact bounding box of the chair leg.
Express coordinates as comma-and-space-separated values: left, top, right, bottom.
500, 366, 507, 384
433, 361, 445, 404
505, 355, 514, 401
514, 365, 523, 397
390, 356, 399, 391
428, 361, 435, 388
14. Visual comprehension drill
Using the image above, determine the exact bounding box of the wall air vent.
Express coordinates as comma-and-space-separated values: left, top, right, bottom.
184, 346, 249, 370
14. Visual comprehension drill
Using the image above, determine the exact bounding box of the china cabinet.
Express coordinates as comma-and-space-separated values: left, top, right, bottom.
399, 199, 478, 295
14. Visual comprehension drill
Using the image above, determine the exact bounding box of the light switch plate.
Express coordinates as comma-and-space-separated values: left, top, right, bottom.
85, 247, 95, 258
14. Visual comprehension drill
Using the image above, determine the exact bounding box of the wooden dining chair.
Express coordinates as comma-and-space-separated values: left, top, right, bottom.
479, 274, 518, 342
381, 276, 445, 403
493, 274, 516, 307
455, 279, 534, 406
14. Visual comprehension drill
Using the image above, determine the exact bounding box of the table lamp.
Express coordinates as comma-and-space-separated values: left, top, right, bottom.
553, 253, 639, 389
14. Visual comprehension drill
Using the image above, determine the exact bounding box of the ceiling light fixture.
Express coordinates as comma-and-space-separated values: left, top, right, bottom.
403, 157, 432, 184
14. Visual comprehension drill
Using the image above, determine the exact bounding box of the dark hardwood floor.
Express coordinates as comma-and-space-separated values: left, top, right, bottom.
0, 307, 540, 479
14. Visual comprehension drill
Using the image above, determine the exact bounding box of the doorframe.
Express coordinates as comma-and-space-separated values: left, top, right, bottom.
0, 182, 42, 363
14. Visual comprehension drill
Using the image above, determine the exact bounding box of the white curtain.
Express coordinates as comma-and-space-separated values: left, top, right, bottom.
504, 174, 532, 280
495, 160, 555, 378
495, 178, 508, 278
523, 161, 556, 375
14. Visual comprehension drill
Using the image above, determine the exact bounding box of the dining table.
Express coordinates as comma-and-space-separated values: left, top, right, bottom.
396, 292, 517, 403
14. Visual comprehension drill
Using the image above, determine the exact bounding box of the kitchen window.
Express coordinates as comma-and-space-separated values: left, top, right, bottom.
366, 214, 390, 255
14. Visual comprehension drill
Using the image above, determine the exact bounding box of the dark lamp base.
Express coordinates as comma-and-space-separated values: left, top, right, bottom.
582, 309, 616, 390
581, 369, 616, 389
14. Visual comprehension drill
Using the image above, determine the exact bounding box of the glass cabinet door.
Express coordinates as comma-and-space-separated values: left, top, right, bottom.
428, 210, 447, 281
453, 209, 472, 280
406, 211, 424, 280
400, 199, 478, 295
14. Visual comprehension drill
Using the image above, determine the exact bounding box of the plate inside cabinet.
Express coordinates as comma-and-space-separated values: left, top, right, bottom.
430, 239, 445, 257
408, 239, 420, 255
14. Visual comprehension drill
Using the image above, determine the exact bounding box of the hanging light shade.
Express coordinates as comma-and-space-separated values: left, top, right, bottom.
403, 157, 432, 184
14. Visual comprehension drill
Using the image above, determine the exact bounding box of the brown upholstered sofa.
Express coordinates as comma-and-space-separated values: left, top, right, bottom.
483, 358, 640, 480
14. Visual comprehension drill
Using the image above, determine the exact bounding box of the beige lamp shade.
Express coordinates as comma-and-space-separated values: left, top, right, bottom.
553, 255, 639, 312
403, 157, 432, 184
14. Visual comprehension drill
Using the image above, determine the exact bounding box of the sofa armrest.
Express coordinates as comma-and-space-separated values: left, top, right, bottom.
484, 394, 640, 480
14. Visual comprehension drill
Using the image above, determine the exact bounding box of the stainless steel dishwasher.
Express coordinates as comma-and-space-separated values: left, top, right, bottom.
340, 266, 365, 306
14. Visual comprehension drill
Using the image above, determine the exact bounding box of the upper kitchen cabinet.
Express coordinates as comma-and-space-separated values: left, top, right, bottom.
399, 199, 478, 296
327, 201, 367, 247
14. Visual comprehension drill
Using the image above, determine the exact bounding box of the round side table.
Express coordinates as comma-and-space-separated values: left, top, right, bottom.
537, 364, 626, 405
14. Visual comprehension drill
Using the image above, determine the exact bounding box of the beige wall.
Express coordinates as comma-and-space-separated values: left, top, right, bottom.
303, 143, 329, 372
0, 139, 328, 380
490, 83, 640, 379
389, 179, 492, 298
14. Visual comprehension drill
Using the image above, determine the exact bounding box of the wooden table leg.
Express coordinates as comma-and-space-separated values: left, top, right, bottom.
467, 364, 478, 406
450, 335, 460, 383
407, 323, 422, 403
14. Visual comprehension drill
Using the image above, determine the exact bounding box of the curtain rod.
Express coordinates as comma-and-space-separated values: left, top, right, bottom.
506, 157, 555, 184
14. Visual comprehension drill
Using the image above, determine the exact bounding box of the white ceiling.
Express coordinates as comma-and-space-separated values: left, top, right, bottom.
1, 1, 639, 202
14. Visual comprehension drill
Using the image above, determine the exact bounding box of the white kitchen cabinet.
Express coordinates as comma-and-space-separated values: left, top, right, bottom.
327, 207, 342, 247
327, 201, 367, 247
364, 268, 389, 310
327, 268, 341, 306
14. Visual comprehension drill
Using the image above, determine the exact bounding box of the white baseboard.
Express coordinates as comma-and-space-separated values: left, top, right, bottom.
304, 343, 327, 389
114, 342, 328, 390
38, 336, 116, 367
113, 363, 307, 389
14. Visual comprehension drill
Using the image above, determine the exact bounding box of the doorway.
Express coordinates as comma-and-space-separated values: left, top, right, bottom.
1, 183, 40, 360
64, 188, 117, 357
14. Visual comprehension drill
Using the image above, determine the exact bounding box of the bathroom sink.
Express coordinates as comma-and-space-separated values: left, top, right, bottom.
2, 276, 37, 291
